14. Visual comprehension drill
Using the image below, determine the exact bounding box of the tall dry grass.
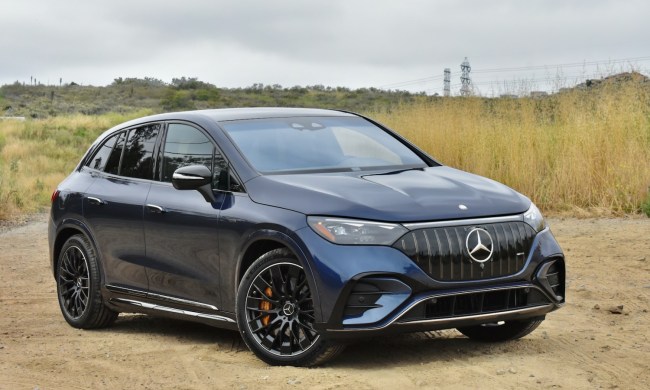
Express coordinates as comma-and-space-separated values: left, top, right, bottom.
0, 110, 151, 219
370, 81, 650, 214
0, 82, 649, 220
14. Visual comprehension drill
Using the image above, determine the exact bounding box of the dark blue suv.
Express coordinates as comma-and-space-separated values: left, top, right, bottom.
49, 108, 565, 366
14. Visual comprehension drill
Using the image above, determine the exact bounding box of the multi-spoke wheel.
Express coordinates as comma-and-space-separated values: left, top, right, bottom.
58, 244, 90, 318
237, 249, 344, 366
56, 234, 117, 329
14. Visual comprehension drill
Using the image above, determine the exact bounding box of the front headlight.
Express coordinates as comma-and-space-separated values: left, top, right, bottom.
307, 216, 408, 245
523, 202, 546, 232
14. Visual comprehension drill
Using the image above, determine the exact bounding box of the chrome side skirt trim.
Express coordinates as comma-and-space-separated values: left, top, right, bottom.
147, 292, 219, 311
106, 284, 219, 311
403, 214, 523, 230
105, 284, 147, 297
112, 298, 236, 323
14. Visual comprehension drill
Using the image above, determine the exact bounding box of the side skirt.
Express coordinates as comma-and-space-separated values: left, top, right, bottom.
104, 284, 238, 330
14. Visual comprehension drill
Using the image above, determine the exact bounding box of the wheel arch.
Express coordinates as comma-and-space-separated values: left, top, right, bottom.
234, 229, 322, 321
52, 219, 101, 278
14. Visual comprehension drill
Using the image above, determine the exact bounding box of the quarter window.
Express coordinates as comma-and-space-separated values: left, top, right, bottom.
87, 132, 120, 171
121, 124, 160, 179
105, 131, 125, 175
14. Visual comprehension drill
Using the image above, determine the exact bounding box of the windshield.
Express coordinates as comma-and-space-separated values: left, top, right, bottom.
221, 116, 428, 174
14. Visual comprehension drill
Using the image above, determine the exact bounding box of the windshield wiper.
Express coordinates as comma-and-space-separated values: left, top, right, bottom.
361, 166, 426, 177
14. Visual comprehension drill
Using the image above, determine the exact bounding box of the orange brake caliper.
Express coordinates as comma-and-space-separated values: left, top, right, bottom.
259, 287, 273, 326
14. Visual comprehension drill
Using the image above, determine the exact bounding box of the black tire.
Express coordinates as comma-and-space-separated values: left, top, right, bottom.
457, 319, 543, 342
236, 248, 344, 366
56, 234, 117, 329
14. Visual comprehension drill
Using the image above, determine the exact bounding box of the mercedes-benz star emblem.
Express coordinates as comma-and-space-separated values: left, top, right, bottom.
465, 228, 494, 263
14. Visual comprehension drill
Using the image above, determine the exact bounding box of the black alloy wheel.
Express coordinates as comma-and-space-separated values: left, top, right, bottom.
58, 244, 90, 318
56, 235, 118, 328
237, 249, 344, 366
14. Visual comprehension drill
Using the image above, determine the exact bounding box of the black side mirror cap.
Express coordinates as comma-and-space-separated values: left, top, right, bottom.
172, 165, 215, 203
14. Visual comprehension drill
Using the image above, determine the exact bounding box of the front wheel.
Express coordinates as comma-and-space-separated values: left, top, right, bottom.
56, 234, 117, 329
236, 249, 344, 366
457, 318, 543, 342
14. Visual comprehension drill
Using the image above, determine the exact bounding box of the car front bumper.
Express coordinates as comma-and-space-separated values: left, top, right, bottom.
292, 225, 565, 339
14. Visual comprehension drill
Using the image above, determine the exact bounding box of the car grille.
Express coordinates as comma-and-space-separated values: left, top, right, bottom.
393, 221, 536, 281
397, 286, 551, 323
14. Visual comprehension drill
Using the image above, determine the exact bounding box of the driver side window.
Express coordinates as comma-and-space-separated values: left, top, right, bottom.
161, 124, 215, 183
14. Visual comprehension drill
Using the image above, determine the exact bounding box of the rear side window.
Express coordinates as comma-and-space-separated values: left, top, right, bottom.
105, 131, 125, 175
121, 124, 160, 179
87, 132, 119, 171
162, 124, 214, 182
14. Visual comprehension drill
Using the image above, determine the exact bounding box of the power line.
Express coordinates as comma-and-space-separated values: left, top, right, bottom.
471, 56, 650, 74
380, 55, 650, 91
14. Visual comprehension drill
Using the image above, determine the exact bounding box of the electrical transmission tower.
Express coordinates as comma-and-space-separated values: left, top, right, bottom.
460, 57, 472, 96
443, 68, 450, 97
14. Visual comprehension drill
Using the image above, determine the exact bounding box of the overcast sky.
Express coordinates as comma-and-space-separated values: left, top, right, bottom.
1, 0, 648, 95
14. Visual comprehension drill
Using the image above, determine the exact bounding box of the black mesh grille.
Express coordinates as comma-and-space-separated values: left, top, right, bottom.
397, 287, 550, 323
393, 222, 536, 281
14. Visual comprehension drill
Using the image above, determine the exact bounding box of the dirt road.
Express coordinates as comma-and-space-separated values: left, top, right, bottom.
1, 215, 649, 389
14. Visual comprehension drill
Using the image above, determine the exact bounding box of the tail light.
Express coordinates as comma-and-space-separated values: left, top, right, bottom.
51, 189, 60, 204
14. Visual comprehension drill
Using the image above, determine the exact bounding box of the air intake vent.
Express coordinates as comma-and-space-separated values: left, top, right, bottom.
398, 287, 551, 323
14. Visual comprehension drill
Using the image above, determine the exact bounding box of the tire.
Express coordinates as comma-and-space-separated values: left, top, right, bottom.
236, 248, 344, 366
457, 319, 543, 342
56, 234, 118, 329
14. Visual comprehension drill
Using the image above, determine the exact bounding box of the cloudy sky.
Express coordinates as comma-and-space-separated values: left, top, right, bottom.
1, 0, 648, 95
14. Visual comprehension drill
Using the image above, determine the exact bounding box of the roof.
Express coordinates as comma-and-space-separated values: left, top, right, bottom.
126, 107, 356, 126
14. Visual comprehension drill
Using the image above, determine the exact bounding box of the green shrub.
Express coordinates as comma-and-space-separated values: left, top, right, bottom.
642, 190, 650, 217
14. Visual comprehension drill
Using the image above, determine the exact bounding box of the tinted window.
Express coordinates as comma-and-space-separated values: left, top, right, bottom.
105, 131, 125, 175
87, 132, 119, 171
222, 116, 426, 173
162, 124, 214, 182
121, 124, 160, 179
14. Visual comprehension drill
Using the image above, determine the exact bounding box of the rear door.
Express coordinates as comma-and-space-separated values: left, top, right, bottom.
143, 122, 226, 309
83, 123, 161, 291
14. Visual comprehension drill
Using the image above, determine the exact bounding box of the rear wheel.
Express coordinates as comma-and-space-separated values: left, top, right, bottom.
457, 318, 543, 342
56, 234, 117, 329
236, 248, 344, 366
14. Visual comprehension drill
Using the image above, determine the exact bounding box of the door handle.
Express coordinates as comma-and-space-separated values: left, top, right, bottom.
86, 196, 106, 206
146, 204, 166, 214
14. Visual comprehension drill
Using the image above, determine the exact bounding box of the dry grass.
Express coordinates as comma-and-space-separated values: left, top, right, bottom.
0, 111, 151, 219
1, 81, 649, 220
369, 81, 650, 215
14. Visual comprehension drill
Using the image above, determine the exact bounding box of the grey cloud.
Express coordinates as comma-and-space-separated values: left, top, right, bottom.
0, 0, 647, 90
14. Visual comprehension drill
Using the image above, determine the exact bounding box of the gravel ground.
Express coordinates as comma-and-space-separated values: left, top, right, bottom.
0, 214, 649, 389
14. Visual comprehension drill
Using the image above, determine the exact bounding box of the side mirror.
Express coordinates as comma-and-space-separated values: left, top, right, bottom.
172, 165, 215, 203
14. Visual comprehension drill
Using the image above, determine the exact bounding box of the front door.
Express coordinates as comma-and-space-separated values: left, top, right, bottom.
143, 123, 224, 310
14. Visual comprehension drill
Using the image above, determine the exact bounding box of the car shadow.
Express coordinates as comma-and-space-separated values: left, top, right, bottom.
98, 316, 547, 367
329, 331, 547, 368
99, 314, 242, 347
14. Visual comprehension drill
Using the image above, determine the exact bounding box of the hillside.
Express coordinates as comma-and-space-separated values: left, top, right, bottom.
0, 77, 428, 118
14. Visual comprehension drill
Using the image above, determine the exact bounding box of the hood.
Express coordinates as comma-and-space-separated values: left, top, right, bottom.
245, 166, 530, 222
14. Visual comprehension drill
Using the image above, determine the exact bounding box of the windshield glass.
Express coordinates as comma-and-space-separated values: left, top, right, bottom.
222, 116, 427, 174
